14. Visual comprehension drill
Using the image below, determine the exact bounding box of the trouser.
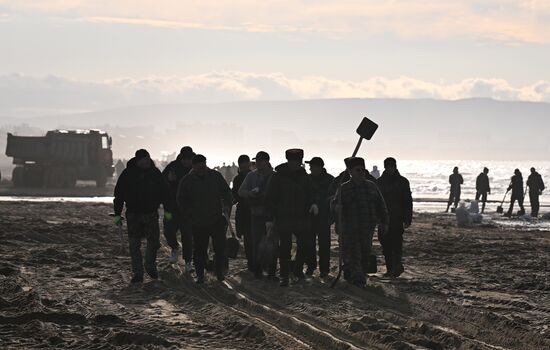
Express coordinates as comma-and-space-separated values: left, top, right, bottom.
306, 216, 331, 274
508, 195, 525, 214
529, 192, 540, 217
341, 225, 375, 284
475, 191, 488, 212
236, 207, 253, 270
379, 223, 404, 274
163, 215, 193, 263
126, 211, 161, 278
251, 215, 277, 275
278, 227, 307, 279
192, 217, 226, 279
448, 190, 461, 208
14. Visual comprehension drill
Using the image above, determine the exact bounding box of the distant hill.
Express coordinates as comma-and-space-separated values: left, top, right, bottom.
2, 98, 549, 161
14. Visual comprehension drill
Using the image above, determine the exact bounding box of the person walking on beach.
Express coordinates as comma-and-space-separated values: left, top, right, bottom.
305, 157, 334, 277
475, 167, 491, 214
231, 155, 253, 271
370, 165, 381, 179
505, 169, 526, 217
446, 167, 463, 213
113, 149, 173, 283
238, 151, 276, 279
377, 157, 413, 278
265, 149, 316, 287
162, 146, 195, 272
333, 157, 388, 287
177, 154, 233, 283
527, 167, 545, 218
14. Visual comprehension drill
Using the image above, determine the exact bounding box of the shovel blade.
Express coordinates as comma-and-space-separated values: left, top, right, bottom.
356, 117, 379, 140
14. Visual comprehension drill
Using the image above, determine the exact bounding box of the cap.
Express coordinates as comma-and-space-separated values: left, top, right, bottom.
345, 157, 365, 170
285, 148, 304, 161
238, 154, 250, 164
305, 157, 324, 167
192, 154, 207, 165
253, 151, 270, 162
135, 149, 150, 160
179, 146, 195, 159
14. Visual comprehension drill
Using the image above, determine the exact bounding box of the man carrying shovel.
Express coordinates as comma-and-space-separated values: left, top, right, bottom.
113, 149, 174, 284
333, 157, 389, 287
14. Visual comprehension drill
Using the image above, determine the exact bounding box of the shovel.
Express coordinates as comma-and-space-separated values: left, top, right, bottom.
496, 189, 509, 214
224, 209, 240, 259
331, 117, 379, 288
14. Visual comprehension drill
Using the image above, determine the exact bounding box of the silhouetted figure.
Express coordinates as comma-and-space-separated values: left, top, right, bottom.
231, 155, 252, 271
332, 157, 388, 287
475, 167, 491, 214
370, 165, 380, 179
177, 154, 232, 284
527, 167, 545, 217
446, 167, 463, 213
305, 157, 334, 278
505, 169, 525, 217
265, 149, 315, 287
161, 146, 195, 271
113, 149, 173, 283
238, 151, 276, 279
377, 157, 413, 278
114, 159, 125, 180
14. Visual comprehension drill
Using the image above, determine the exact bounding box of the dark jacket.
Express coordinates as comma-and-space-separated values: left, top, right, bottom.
329, 170, 376, 198
377, 170, 413, 226
310, 169, 335, 219
449, 173, 463, 193
476, 173, 490, 194
177, 169, 232, 228
238, 167, 275, 217
113, 158, 171, 216
265, 163, 313, 231
508, 174, 524, 198
162, 156, 192, 212
527, 172, 545, 194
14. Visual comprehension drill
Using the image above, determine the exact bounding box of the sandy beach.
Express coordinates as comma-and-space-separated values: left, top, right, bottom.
0, 201, 548, 349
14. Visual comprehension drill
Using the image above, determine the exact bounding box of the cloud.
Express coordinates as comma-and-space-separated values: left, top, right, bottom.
1, 1, 549, 43
1, 72, 550, 118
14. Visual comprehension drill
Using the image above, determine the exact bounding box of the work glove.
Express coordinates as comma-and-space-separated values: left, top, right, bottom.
164, 212, 173, 221
113, 215, 122, 226
309, 204, 319, 216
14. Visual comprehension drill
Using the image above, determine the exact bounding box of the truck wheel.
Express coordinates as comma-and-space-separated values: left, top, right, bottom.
12, 167, 24, 187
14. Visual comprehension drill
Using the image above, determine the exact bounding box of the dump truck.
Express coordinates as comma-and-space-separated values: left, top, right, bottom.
5, 129, 114, 188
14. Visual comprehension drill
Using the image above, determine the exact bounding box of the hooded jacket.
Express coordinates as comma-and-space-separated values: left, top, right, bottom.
377, 170, 413, 226
177, 168, 232, 228
265, 163, 313, 231
113, 158, 171, 216
527, 171, 545, 194
162, 155, 192, 211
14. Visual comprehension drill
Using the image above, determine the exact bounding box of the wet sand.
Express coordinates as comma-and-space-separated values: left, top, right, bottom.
0, 201, 548, 349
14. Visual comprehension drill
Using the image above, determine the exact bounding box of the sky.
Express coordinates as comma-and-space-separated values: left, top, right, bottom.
1, 0, 550, 116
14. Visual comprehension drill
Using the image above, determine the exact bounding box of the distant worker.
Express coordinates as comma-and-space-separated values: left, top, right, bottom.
113, 149, 173, 283
377, 157, 413, 278
238, 151, 276, 279
177, 154, 233, 283
475, 167, 491, 214
527, 167, 545, 217
265, 149, 315, 287
305, 157, 334, 278
505, 169, 525, 217
162, 146, 195, 272
231, 155, 253, 272
446, 167, 463, 213
370, 165, 380, 179
333, 157, 388, 287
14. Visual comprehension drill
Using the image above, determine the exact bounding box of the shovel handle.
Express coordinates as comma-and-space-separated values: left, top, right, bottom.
352, 136, 363, 157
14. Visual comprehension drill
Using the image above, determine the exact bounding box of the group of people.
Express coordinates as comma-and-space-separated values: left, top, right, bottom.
446, 167, 545, 217
113, 147, 413, 287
